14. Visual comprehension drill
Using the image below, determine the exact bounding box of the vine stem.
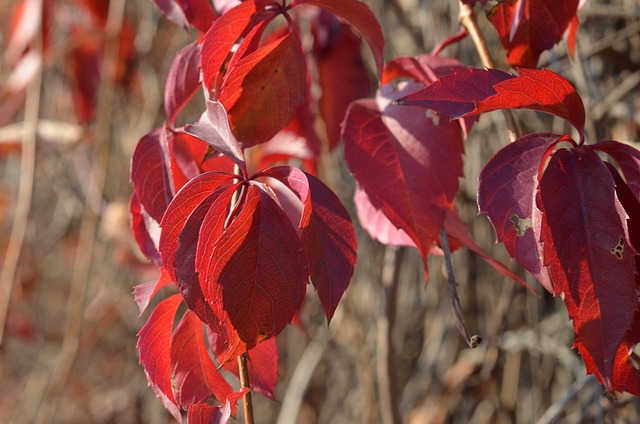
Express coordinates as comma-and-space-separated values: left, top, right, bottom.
458, 2, 522, 141
238, 353, 255, 424
440, 229, 481, 348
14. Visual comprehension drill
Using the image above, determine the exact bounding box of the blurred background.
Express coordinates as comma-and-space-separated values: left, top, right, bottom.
0, 0, 639, 422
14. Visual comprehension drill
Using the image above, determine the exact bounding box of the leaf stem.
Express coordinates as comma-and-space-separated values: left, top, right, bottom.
440, 229, 481, 348
238, 353, 255, 424
458, 2, 522, 141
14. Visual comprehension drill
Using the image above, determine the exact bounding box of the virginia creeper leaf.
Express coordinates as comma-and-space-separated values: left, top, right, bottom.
221, 337, 279, 399
171, 310, 233, 408
165, 43, 201, 126
489, 0, 580, 68
478, 132, 562, 292
476, 68, 585, 138
185, 100, 247, 172
196, 184, 306, 350
200, 0, 274, 90
343, 83, 464, 279
129, 191, 162, 266
159, 171, 236, 284
291, 0, 384, 77
538, 146, 638, 390
131, 129, 173, 223
174, 185, 239, 330
593, 140, 640, 201
137, 294, 183, 423
397, 68, 513, 118
312, 13, 371, 150
219, 29, 306, 146
382, 54, 467, 86
151, 0, 190, 30
133, 268, 173, 315
188, 402, 231, 424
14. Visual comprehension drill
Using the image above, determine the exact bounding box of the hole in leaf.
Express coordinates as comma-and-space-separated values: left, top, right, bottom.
630, 344, 640, 370
610, 236, 624, 260
510, 214, 533, 237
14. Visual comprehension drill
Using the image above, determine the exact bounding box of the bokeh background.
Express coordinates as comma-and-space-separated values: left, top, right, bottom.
1, 0, 639, 423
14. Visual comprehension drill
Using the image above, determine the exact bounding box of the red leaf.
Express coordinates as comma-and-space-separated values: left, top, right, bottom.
131, 129, 173, 223
171, 310, 233, 408
222, 337, 279, 399
397, 67, 513, 118
188, 402, 231, 424
196, 184, 306, 350
312, 13, 371, 150
133, 269, 173, 315
200, 0, 273, 90
137, 294, 183, 423
291, 0, 384, 77
475, 68, 585, 139
258, 166, 357, 320
489, 0, 580, 68
354, 186, 415, 248
219, 29, 306, 146
165, 43, 201, 126
151, 0, 190, 30
185, 100, 247, 172
538, 146, 638, 391
342, 83, 463, 279
174, 185, 239, 330
478, 133, 562, 292
159, 172, 236, 284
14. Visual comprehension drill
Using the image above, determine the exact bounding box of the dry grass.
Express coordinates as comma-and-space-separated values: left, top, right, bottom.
1, 0, 639, 423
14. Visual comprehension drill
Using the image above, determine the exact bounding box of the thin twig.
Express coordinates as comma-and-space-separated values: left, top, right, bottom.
238, 353, 255, 424
458, 2, 522, 142
376, 245, 404, 424
0, 1, 43, 347
536, 374, 597, 424
440, 229, 481, 348
34, 0, 125, 422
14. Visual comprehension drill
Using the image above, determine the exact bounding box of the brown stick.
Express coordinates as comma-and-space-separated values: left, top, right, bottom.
238, 353, 255, 424
376, 246, 404, 424
0, 6, 43, 347
458, 2, 522, 142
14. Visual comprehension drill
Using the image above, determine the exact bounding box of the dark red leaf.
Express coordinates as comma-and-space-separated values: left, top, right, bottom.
168, 131, 211, 191
593, 140, 640, 201
382, 54, 467, 86
200, 0, 274, 90
171, 310, 233, 408
219, 29, 306, 146
291, 0, 384, 77
131, 129, 173, 223
397, 68, 513, 118
179, 0, 218, 32
196, 184, 306, 351
342, 83, 463, 279
137, 294, 183, 423
174, 185, 239, 330
159, 171, 236, 285
165, 43, 201, 126
129, 191, 162, 266
475, 68, 585, 139
538, 146, 638, 391
185, 100, 247, 172
258, 166, 357, 320
489, 0, 580, 68
477, 133, 563, 292
312, 14, 371, 150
